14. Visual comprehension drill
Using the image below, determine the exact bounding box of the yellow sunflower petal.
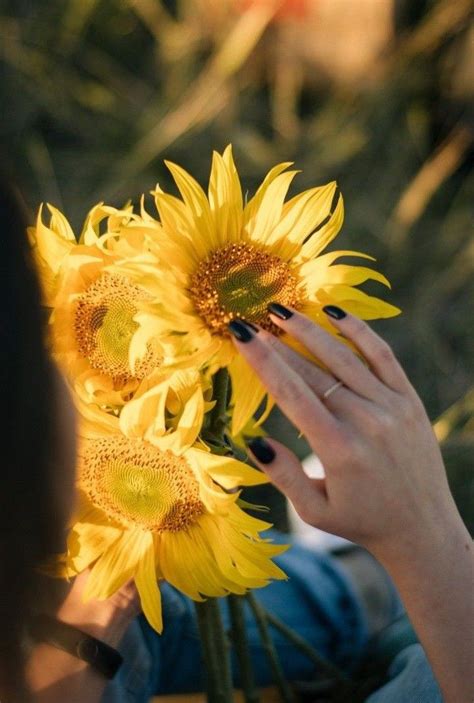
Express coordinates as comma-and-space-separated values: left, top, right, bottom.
135, 533, 163, 633
318, 285, 401, 319
158, 527, 223, 599
208, 146, 243, 246
83, 529, 146, 601
28, 204, 76, 301
244, 170, 299, 245
206, 514, 287, 583
169, 384, 205, 452
199, 517, 268, 588
187, 448, 268, 489
298, 190, 345, 260
76, 397, 120, 439
165, 160, 217, 252
119, 380, 168, 440
296, 249, 375, 280
320, 264, 390, 288
47, 203, 76, 242
268, 181, 338, 259
120, 371, 205, 454
229, 354, 267, 436
67, 518, 122, 574
243, 161, 293, 227
154, 191, 206, 268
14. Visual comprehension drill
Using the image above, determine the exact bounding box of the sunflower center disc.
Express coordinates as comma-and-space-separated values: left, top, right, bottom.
81, 437, 204, 532
189, 243, 301, 334
74, 273, 160, 382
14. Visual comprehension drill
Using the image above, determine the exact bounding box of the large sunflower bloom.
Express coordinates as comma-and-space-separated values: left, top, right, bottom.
29, 202, 166, 408
64, 412, 286, 633
116, 146, 399, 434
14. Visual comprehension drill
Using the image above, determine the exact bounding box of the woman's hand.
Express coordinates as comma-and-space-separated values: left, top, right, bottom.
229, 305, 461, 563
55, 570, 141, 648
229, 305, 474, 703
27, 574, 141, 703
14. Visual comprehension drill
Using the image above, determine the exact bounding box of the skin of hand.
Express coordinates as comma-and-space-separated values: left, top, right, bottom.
55, 570, 141, 647
230, 306, 473, 703
27, 573, 141, 703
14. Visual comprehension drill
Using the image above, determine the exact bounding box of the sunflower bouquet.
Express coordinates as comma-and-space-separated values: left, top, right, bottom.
30, 146, 397, 700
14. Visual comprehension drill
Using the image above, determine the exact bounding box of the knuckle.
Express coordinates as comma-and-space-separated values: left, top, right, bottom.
269, 462, 295, 490
265, 334, 282, 353
297, 501, 317, 526
275, 375, 304, 404
401, 394, 426, 424
342, 437, 364, 466
253, 342, 273, 365
296, 313, 316, 336
333, 345, 355, 370
373, 341, 395, 365
295, 489, 322, 526
366, 409, 394, 437
328, 429, 356, 466
349, 316, 367, 337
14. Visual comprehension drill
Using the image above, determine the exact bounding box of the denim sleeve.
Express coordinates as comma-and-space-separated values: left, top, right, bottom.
365, 644, 443, 703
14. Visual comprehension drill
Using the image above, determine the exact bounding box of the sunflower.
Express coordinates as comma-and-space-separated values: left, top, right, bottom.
78, 365, 212, 456
115, 146, 400, 435
29, 202, 166, 408
64, 410, 286, 633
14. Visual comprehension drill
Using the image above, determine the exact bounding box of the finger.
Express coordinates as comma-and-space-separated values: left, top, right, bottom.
228, 320, 343, 460
256, 327, 362, 414
247, 437, 328, 527
268, 303, 385, 401
322, 305, 413, 393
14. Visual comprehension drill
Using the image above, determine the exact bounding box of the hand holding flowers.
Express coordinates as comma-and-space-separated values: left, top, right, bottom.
30, 146, 400, 635
28, 145, 472, 702
229, 306, 473, 703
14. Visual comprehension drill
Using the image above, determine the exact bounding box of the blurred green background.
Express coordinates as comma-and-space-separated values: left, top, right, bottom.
1, 0, 472, 530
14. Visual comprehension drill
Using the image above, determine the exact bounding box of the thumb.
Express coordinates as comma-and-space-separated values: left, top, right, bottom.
247, 437, 327, 527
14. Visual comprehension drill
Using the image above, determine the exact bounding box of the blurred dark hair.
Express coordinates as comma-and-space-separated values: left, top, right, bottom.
0, 176, 58, 700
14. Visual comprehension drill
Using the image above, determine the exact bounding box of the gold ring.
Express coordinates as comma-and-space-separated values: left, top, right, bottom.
322, 380, 344, 400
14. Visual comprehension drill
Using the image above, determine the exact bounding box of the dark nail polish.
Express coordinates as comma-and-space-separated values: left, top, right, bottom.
248, 437, 276, 464
268, 302, 293, 320
228, 319, 255, 343
323, 305, 346, 320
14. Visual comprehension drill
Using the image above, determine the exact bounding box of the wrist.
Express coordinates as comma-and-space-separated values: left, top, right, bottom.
29, 614, 124, 680
56, 598, 134, 648
372, 504, 471, 577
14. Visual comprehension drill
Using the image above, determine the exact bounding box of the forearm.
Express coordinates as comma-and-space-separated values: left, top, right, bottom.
27, 645, 109, 703
376, 511, 474, 703
26, 601, 132, 703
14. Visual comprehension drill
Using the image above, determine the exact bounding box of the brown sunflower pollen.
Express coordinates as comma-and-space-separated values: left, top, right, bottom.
80, 437, 205, 533
188, 243, 301, 335
74, 273, 161, 384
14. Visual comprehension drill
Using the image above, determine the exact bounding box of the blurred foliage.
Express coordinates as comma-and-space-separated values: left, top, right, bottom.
1, 0, 472, 530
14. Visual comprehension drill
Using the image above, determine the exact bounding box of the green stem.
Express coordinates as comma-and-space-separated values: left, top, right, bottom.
210, 597, 235, 702
195, 600, 222, 703
264, 610, 351, 685
228, 595, 260, 703
195, 369, 234, 702
210, 367, 230, 438
246, 592, 295, 703
196, 599, 235, 703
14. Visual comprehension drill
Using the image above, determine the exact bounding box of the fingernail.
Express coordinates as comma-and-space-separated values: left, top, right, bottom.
323, 305, 346, 320
268, 302, 293, 320
248, 438, 276, 464
228, 319, 255, 343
